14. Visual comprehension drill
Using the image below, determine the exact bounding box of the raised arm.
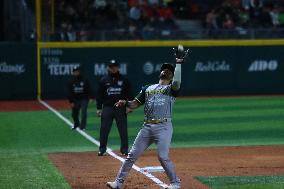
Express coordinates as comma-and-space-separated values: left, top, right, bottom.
171, 44, 189, 91
172, 59, 182, 91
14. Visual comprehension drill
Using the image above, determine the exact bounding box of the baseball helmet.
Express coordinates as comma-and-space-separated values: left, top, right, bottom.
108, 59, 119, 67
160, 63, 175, 75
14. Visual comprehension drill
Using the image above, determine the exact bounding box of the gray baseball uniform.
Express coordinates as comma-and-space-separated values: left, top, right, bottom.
115, 83, 180, 187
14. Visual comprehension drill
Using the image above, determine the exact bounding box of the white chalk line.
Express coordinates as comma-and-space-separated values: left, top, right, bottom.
38, 99, 167, 188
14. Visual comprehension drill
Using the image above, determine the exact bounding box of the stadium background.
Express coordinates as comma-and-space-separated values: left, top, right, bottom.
1, 0, 284, 99
1, 0, 284, 189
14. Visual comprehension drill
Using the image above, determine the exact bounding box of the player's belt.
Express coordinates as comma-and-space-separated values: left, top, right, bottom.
144, 118, 170, 124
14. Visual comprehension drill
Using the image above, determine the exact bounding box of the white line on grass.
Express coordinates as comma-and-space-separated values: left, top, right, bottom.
38, 99, 167, 188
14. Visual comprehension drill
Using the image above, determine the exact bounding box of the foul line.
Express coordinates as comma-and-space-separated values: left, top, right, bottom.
38, 99, 167, 188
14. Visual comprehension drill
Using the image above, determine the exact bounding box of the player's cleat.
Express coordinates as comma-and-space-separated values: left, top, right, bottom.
71, 126, 77, 130
165, 183, 181, 189
98, 151, 107, 156
121, 152, 128, 156
121, 151, 128, 156
106, 181, 120, 189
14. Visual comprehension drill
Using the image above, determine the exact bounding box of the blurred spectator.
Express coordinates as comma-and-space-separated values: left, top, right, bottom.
206, 8, 219, 38
238, 7, 250, 27
249, 0, 263, 26
206, 8, 218, 29
242, 0, 251, 10
128, 21, 141, 39
223, 14, 235, 29
45, 0, 284, 41
148, 0, 159, 6
59, 22, 76, 41
242, 0, 263, 10
129, 4, 141, 21
259, 5, 273, 27
222, 13, 236, 38
157, 4, 174, 19
142, 17, 157, 39
163, 0, 174, 5
269, 5, 280, 27
128, 0, 138, 7
279, 11, 284, 27
94, 0, 107, 9
140, 2, 155, 20
5, 0, 284, 41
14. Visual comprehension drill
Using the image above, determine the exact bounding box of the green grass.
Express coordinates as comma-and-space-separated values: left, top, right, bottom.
62, 96, 284, 149
0, 153, 70, 189
197, 176, 284, 189
1, 96, 284, 188
0, 111, 95, 189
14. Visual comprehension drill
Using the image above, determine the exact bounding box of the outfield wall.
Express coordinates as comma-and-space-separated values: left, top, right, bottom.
1, 42, 284, 100
0, 43, 36, 100
39, 44, 284, 99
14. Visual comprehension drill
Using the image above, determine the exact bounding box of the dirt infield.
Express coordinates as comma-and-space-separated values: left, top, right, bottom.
48, 145, 284, 189
0, 100, 69, 112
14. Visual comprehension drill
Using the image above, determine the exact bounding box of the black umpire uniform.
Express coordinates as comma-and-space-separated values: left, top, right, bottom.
68, 66, 91, 130
96, 60, 133, 156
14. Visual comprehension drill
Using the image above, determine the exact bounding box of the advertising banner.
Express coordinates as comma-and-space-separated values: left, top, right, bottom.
40, 46, 284, 99
0, 43, 36, 100
237, 46, 284, 94
40, 47, 176, 99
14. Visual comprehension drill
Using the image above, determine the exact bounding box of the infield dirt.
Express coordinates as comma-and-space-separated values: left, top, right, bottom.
0, 100, 69, 112
49, 145, 284, 189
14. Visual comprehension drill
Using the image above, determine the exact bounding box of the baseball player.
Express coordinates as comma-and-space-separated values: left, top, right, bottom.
68, 66, 91, 130
106, 45, 188, 189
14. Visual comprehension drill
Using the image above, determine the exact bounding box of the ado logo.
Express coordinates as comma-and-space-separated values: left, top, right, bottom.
248, 60, 278, 72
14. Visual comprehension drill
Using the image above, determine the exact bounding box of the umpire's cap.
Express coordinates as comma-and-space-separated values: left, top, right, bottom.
161, 63, 175, 75
72, 66, 80, 72
108, 59, 119, 67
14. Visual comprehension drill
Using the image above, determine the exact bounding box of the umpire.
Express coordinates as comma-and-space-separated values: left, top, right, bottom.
68, 66, 91, 130
96, 60, 133, 156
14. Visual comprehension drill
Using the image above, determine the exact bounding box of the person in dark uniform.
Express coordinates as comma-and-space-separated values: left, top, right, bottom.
68, 66, 91, 130
96, 60, 133, 156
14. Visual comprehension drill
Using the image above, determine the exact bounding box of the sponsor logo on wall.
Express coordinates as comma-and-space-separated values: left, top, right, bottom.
48, 64, 80, 76
194, 61, 231, 72
94, 63, 127, 76
248, 60, 278, 72
143, 62, 162, 75
0, 62, 25, 74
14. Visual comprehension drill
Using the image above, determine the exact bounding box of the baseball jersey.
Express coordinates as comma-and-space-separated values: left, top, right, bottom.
96, 73, 133, 109
68, 76, 90, 102
135, 84, 179, 120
